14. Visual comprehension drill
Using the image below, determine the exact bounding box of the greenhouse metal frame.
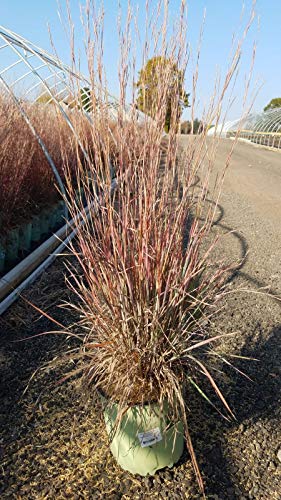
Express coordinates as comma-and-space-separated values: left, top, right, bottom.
0, 25, 147, 200
208, 107, 281, 149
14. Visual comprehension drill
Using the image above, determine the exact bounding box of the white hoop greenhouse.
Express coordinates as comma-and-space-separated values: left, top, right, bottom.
208, 108, 281, 149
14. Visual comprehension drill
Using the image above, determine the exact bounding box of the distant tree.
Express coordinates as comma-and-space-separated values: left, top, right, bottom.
36, 92, 54, 105
80, 87, 92, 112
264, 98, 281, 112
35, 87, 92, 111
136, 56, 189, 132
193, 118, 205, 134
180, 121, 191, 134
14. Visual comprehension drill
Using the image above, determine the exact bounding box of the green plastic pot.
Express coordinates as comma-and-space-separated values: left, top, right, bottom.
104, 400, 184, 476
6, 227, 19, 264
80, 187, 86, 205
31, 215, 41, 243
48, 204, 57, 231
75, 187, 84, 204
55, 201, 65, 228
0, 243, 5, 273
40, 209, 51, 237
18, 221, 32, 253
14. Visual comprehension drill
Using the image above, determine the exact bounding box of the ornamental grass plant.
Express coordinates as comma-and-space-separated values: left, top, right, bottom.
30, 0, 257, 493
0, 94, 79, 233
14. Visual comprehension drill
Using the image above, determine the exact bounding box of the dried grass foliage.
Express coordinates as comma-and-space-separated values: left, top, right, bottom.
0, 95, 79, 232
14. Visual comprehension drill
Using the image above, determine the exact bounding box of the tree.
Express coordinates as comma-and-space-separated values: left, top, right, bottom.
36, 92, 54, 105
180, 120, 191, 134
264, 98, 281, 112
193, 118, 205, 134
80, 87, 92, 112
136, 56, 189, 132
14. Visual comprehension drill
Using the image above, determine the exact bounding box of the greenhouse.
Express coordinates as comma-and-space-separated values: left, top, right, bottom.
208, 107, 281, 148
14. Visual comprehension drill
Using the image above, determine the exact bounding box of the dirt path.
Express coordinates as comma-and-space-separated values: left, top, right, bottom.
180, 136, 281, 293
179, 136, 281, 499
209, 138, 281, 228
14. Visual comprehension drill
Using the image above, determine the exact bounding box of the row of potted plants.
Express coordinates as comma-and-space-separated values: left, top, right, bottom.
0, 92, 80, 239
0, 201, 66, 274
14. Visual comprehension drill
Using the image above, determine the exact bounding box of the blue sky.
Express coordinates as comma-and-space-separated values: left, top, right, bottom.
1, 1, 280, 120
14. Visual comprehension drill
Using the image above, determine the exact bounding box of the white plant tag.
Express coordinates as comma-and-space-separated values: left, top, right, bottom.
137, 427, 162, 448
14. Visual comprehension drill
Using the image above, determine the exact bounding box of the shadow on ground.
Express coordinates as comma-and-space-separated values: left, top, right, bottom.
188, 322, 281, 499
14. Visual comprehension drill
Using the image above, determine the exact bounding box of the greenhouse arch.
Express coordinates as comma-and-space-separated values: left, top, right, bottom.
208, 108, 281, 149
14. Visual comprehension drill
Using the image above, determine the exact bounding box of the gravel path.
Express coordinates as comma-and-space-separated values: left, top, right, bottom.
0, 137, 280, 499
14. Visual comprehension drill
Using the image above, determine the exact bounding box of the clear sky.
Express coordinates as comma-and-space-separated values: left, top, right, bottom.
1, 1, 280, 120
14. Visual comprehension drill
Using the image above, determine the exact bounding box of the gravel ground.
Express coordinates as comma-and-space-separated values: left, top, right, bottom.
0, 137, 280, 499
